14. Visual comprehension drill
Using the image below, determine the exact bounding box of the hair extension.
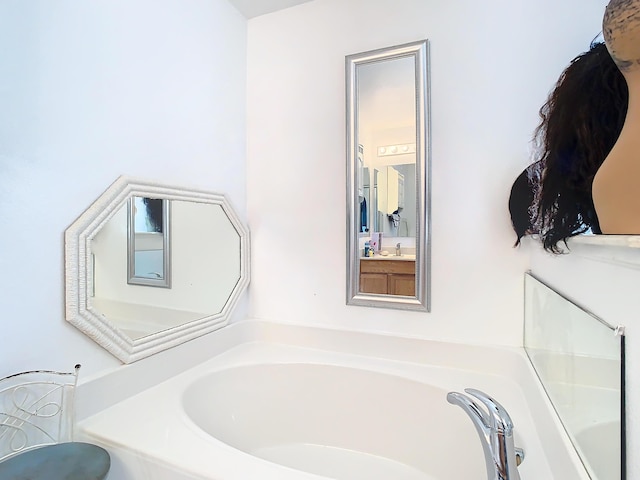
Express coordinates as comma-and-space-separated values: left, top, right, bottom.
531, 41, 628, 252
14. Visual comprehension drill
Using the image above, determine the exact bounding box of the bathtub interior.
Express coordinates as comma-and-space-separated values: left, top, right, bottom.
182, 363, 489, 480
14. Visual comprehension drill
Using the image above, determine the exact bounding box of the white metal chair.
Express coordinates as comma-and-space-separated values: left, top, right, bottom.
0, 365, 110, 479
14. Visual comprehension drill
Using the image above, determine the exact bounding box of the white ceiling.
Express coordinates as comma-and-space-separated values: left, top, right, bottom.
227, 0, 313, 19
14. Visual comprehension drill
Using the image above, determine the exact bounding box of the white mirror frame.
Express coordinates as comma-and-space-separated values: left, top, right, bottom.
346, 40, 431, 311
65, 176, 250, 363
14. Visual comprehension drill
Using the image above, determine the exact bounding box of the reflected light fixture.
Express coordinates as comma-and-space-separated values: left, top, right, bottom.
377, 143, 416, 157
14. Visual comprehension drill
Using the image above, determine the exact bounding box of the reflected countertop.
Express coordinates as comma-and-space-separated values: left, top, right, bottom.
361, 254, 415, 261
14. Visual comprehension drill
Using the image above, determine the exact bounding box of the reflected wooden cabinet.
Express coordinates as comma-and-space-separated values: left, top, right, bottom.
359, 260, 415, 296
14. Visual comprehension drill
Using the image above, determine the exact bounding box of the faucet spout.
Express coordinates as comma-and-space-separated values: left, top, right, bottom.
447, 389, 524, 480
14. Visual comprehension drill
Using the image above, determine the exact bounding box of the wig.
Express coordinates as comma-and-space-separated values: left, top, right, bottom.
509, 161, 541, 246
142, 197, 164, 233
531, 41, 628, 252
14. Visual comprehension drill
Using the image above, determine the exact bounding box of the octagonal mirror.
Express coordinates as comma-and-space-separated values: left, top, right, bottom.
65, 176, 250, 363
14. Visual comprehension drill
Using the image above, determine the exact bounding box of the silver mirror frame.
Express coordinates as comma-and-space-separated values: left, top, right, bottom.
65, 176, 250, 363
346, 40, 431, 311
126, 197, 171, 288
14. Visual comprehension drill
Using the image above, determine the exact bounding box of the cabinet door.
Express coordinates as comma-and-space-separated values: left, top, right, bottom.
397, 173, 405, 209
360, 273, 388, 294
388, 274, 415, 296
386, 167, 399, 214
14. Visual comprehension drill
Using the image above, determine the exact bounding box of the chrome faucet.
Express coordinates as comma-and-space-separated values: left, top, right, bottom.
395, 242, 401, 256
447, 388, 525, 480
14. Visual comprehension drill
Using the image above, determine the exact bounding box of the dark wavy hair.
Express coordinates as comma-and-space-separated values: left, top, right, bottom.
142, 197, 164, 233
531, 40, 628, 252
509, 161, 541, 246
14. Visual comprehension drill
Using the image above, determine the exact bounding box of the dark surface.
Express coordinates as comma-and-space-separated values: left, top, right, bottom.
0, 442, 110, 480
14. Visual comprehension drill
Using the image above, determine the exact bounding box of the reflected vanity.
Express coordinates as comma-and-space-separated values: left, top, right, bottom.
524, 272, 625, 480
346, 40, 431, 311
65, 176, 250, 363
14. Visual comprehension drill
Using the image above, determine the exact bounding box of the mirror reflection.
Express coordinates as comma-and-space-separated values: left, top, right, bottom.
65, 177, 250, 363
346, 40, 430, 311
524, 273, 625, 480
127, 197, 171, 287
93, 199, 239, 340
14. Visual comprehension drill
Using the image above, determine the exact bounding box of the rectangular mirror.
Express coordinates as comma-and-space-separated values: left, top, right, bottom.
524, 272, 625, 480
346, 40, 431, 311
127, 196, 171, 288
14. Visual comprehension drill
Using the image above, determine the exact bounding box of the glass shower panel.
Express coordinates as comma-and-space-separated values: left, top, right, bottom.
524, 272, 625, 480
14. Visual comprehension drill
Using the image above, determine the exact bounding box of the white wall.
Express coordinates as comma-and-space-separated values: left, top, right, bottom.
246, 0, 608, 346
1, 0, 629, 474
0, 0, 248, 379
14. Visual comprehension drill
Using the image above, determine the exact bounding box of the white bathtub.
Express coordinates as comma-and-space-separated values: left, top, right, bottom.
184, 363, 480, 480
77, 321, 591, 480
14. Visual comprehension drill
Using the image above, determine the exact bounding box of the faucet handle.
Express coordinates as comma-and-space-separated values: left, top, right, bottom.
464, 388, 514, 435
446, 391, 490, 428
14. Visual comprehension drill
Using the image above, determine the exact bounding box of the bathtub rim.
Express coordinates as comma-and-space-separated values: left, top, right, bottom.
77, 318, 534, 421
76, 320, 592, 480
